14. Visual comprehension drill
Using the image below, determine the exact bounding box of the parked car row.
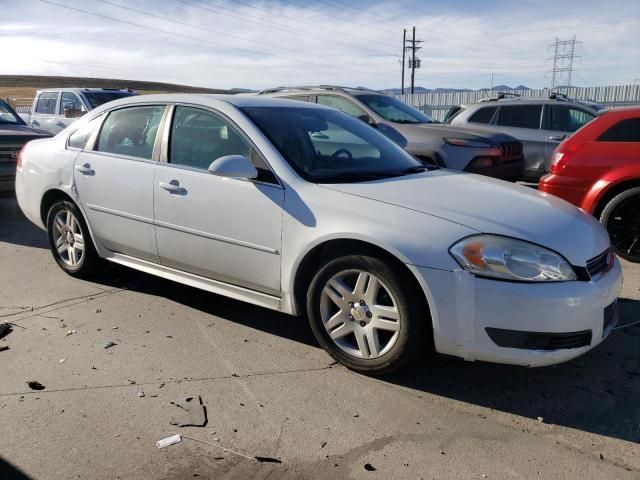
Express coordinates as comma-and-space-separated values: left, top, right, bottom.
15, 93, 623, 375
0, 99, 52, 193
20, 87, 137, 135
258, 86, 525, 180
444, 92, 603, 179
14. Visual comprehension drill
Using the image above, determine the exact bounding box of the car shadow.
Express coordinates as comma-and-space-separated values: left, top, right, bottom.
0, 198, 48, 249
88, 264, 640, 444
0, 457, 32, 480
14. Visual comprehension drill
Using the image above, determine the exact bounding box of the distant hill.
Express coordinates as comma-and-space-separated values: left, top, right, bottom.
0, 75, 230, 104
379, 85, 532, 95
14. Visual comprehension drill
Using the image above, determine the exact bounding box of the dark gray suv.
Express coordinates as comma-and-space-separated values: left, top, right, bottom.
259, 86, 524, 180
445, 93, 603, 180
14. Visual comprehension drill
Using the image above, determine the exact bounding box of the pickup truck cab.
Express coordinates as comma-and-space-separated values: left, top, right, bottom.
24, 88, 137, 134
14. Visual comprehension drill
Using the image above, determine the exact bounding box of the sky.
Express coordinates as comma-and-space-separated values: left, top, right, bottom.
1, 0, 639, 91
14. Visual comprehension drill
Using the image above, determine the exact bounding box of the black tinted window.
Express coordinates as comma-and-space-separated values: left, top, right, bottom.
469, 107, 497, 124
282, 95, 311, 102
96, 106, 165, 160
35, 92, 57, 114
549, 106, 595, 132
598, 118, 640, 142
497, 105, 542, 129
83, 92, 136, 109
59, 93, 87, 115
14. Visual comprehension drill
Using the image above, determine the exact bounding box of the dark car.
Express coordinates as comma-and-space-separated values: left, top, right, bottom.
0, 99, 52, 193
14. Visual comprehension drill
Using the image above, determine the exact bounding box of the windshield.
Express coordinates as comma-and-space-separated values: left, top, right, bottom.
82, 91, 136, 109
241, 106, 426, 183
355, 94, 435, 124
0, 100, 24, 125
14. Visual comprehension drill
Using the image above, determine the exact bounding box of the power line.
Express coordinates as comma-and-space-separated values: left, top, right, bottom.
547, 36, 581, 88
92, 0, 389, 74
189, 0, 396, 57
34, 0, 398, 79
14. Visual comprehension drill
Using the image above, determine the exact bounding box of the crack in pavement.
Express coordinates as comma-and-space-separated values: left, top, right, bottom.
0, 363, 339, 398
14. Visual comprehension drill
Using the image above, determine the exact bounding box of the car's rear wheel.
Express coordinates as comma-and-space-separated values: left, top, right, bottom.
307, 255, 427, 375
600, 187, 640, 263
46, 200, 100, 277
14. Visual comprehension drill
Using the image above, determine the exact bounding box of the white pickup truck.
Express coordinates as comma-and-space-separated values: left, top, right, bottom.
21, 88, 137, 134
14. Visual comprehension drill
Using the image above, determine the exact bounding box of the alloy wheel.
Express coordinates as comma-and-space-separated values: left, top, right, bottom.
52, 209, 85, 268
606, 195, 640, 260
320, 269, 401, 359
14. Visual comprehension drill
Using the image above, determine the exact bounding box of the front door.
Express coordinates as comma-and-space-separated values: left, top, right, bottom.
153, 105, 284, 295
73, 104, 166, 262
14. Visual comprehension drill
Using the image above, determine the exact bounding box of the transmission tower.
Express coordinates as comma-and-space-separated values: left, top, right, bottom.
546, 36, 581, 89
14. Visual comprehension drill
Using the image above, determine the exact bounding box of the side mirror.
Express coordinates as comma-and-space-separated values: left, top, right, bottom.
208, 155, 258, 179
358, 114, 374, 125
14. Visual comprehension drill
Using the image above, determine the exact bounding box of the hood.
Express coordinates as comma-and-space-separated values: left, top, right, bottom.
320, 170, 609, 266
407, 123, 517, 144
0, 124, 53, 141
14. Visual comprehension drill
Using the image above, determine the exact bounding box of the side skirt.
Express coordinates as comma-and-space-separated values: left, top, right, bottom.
106, 253, 282, 312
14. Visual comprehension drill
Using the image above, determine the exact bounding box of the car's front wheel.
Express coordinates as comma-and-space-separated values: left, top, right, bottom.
307, 255, 428, 375
46, 200, 100, 277
600, 187, 640, 263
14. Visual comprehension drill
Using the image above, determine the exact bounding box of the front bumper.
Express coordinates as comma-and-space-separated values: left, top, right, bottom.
414, 258, 622, 367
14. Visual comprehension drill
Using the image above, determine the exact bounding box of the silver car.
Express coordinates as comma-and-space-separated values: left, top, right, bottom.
15, 95, 621, 374
445, 93, 602, 179
260, 86, 524, 180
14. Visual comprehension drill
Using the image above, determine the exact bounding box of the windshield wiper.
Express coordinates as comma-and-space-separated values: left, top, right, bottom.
315, 171, 403, 183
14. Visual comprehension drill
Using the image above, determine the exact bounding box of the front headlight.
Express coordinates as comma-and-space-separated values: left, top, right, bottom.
443, 137, 494, 148
449, 235, 577, 282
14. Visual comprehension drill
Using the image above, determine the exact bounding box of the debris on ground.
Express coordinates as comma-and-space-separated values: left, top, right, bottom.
169, 396, 207, 427
104, 341, 117, 349
137, 388, 145, 398
0, 346, 9, 352
537, 417, 544, 423
27, 381, 45, 391
59, 359, 66, 364
321, 441, 327, 448
65, 329, 77, 336
364, 463, 376, 471
96, 309, 102, 313
110, 326, 118, 330
156, 434, 182, 449
254, 457, 282, 464
0, 323, 12, 339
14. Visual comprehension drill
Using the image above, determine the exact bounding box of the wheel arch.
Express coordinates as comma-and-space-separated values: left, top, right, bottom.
40, 188, 76, 225
291, 238, 433, 330
592, 178, 640, 219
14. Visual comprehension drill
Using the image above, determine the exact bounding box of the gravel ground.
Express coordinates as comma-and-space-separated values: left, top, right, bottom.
1, 198, 639, 480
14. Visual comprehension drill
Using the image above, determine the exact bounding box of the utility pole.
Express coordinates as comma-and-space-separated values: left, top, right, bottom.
546, 36, 581, 89
490, 73, 494, 91
401, 28, 406, 94
403, 26, 423, 94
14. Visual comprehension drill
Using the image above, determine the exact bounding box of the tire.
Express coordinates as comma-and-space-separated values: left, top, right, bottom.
306, 255, 429, 375
46, 200, 101, 277
599, 187, 640, 263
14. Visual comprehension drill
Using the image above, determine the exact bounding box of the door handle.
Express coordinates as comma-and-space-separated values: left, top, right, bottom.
548, 134, 567, 142
75, 163, 94, 175
56, 121, 66, 127
32, 120, 40, 126
159, 180, 186, 195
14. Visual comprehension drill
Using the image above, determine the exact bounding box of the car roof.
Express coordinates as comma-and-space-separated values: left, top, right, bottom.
88, 93, 331, 111
36, 88, 135, 94
462, 97, 601, 110
257, 85, 385, 97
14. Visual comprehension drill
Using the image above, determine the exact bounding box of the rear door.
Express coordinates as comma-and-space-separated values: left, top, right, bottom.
73, 104, 167, 262
30, 91, 61, 134
153, 105, 284, 295
545, 105, 596, 169
494, 104, 545, 178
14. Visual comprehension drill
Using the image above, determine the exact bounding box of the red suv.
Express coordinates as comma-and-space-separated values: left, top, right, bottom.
539, 106, 640, 262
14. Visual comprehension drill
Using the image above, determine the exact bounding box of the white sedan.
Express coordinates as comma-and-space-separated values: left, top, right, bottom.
15, 94, 622, 374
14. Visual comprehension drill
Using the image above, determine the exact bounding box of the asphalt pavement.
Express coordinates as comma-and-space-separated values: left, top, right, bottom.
1, 197, 639, 480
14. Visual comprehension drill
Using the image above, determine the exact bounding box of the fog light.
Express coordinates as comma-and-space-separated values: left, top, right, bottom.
470, 157, 495, 169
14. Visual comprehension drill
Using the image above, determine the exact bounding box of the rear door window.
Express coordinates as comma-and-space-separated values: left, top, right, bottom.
597, 118, 640, 142
316, 95, 366, 118
95, 106, 165, 160
469, 106, 497, 124
548, 106, 595, 132
35, 92, 58, 115
497, 105, 542, 129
